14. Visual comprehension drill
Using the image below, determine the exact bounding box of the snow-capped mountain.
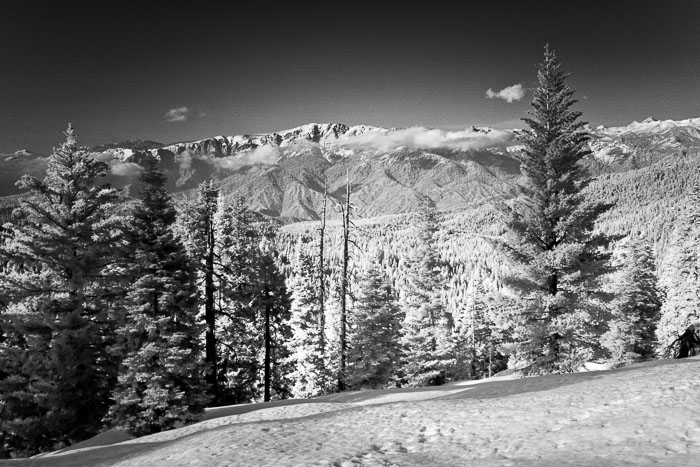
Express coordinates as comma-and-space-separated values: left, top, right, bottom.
2, 118, 699, 222
587, 117, 700, 167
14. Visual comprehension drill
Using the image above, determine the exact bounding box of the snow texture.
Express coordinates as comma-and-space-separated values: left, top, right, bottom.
30, 357, 700, 466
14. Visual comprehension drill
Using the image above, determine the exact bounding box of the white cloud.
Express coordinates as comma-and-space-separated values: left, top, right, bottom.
213, 145, 281, 170
336, 126, 514, 152
91, 152, 143, 177
485, 84, 526, 103
164, 106, 192, 123
109, 161, 143, 177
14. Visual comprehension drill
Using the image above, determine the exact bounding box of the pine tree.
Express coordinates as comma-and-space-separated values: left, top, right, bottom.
177, 182, 221, 403
600, 238, 661, 366
106, 158, 209, 437
657, 186, 700, 352
287, 244, 333, 398
254, 235, 292, 401
347, 250, 402, 389
0, 125, 126, 456
498, 46, 612, 375
453, 275, 506, 380
400, 197, 455, 386
207, 197, 262, 404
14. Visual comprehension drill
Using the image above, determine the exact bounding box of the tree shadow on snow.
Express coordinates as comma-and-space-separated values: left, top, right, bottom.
440, 357, 700, 401
0, 442, 167, 467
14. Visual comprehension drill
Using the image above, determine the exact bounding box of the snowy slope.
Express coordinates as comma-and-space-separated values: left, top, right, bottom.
22, 357, 700, 466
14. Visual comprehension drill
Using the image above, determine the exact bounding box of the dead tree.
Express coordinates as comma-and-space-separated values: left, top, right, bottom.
317, 178, 327, 354
338, 170, 351, 391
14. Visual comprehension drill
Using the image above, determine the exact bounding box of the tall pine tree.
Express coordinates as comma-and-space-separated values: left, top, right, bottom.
657, 185, 700, 352
287, 242, 334, 398
498, 46, 612, 375
177, 182, 221, 403
600, 238, 661, 366
347, 250, 402, 389
400, 197, 455, 386
0, 125, 126, 457
106, 158, 209, 437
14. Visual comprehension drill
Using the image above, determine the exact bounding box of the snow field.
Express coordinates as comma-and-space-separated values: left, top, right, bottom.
87, 358, 700, 466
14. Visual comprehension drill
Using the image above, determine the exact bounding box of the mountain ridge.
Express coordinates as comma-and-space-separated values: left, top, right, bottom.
2, 117, 699, 223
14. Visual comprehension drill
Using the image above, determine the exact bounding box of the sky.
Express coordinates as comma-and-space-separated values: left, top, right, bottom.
1, 0, 699, 154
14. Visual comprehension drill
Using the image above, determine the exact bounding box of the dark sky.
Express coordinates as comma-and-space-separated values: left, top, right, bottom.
1, 1, 699, 153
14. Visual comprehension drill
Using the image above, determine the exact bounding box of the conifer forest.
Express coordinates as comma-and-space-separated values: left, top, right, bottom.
1, 46, 699, 460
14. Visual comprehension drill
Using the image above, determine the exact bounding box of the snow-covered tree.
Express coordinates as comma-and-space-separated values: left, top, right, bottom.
107, 158, 209, 437
0, 125, 127, 456
177, 182, 222, 403
498, 46, 613, 375
287, 243, 333, 398
453, 274, 506, 380
600, 238, 661, 366
400, 197, 455, 385
347, 250, 402, 389
254, 235, 292, 401
657, 187, 700, 352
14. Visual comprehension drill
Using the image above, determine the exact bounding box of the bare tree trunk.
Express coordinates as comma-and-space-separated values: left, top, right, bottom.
264, 285, 271, 402
318, 179, 327, 353
338, 171, 351, 391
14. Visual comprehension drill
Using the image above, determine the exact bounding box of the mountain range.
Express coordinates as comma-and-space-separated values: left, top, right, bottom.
2, 118, 699, 224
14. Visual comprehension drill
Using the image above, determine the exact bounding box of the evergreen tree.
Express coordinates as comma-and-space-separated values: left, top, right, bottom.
400, 197, 455, 386
657, 186, 700, 352
287, 243, 334, 398
498, 46, 613, 375
347, 251, 402, 389
177, 182, 221, 403
106, 158, 209, 437
254, 235, 292, 401
600, 238, 661, 366
0, 125, 126, 457
205, 197, 262, 404
453, 275, 506, 380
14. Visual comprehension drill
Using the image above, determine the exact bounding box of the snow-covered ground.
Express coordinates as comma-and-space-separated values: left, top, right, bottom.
7, 357, 700, 466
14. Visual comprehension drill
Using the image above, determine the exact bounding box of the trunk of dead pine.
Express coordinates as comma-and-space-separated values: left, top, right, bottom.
338, 171, 350, 391
318, 179, 327, 353
264, 285, 272, 402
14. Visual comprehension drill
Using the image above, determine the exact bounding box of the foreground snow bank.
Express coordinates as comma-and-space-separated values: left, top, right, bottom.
12, 357, 700, 466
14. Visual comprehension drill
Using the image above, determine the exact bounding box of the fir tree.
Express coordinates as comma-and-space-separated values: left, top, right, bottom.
177, 182, 221, 403
600, 238, 661, 366
400, 197, 454, 386
453, 275, 506, 380
347, 250, 402, 389
254, 235, 292, 401
207, 197, 262, 404
106, 158, 209, 437
498, 46, 613, 375
0, 125, 126, 456
657, 186, 700, 352
287, 243, 334, 398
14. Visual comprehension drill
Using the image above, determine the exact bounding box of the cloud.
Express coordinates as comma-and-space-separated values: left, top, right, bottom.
92, 151, 144, 177
336, 126, 514, 152
164, 106, 192, 123
109, 161, 143, 177
485, 84, 525, 103
213, 145, 281, 171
